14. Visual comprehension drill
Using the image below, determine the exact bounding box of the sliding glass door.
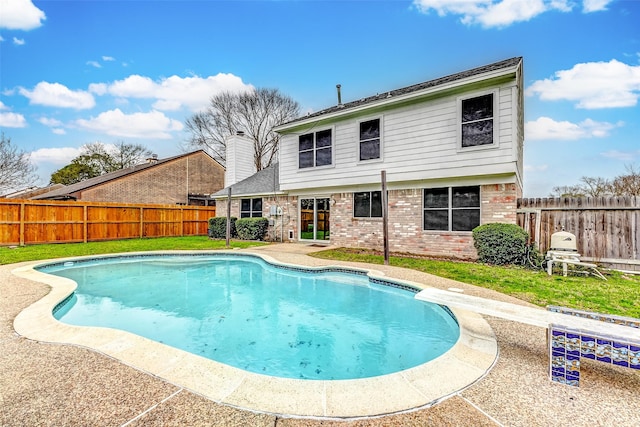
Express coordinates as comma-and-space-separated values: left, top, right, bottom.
299, 197, 330, 241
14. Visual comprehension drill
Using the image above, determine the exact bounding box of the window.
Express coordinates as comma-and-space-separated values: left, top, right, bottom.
461, 93, 494, 148
359, 119, 380, 161
423, 186, 480, 231
354, 191, 382, 218
240, 198, 263, 218
299, 129, 332, 168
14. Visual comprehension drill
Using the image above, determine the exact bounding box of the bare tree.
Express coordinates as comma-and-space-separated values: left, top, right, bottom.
550, 184, 586, 198
110, 141, 152, 169
0, 133, 37, 194
579, 176, 611, 197
611, 165, 640, 196
51, 141, 152, 185
550, 165, 640, 198
185, 88, 300, 170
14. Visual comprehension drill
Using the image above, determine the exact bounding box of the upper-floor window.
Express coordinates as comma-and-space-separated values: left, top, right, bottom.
354, 191, 382, 218
461, 93, 494, 148
241, 198, 262, 218
299, 129, 332, 168
359, 119, 380, 161
423, 186, 480, 231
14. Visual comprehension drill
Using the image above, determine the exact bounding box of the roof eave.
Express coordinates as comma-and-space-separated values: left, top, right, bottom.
274, 59, 521, 133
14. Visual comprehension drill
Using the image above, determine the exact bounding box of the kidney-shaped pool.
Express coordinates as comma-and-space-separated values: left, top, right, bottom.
13, 250, 498, 418
42, 253, 459, 380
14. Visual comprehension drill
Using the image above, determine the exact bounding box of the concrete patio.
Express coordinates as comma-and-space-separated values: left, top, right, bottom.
1, 243, 638, 426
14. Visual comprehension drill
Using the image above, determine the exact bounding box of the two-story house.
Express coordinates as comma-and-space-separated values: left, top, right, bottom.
215, 57, 524, 259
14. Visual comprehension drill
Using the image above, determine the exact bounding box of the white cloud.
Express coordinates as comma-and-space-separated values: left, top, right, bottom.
0, 35, 4, 42
12, 37, 25, 45
0, 0, 46, 30
0, 101, 7, 110
19, 82, 96, 109
412, 0, 610, 27
102, 56, 115, 61
88, 83, 108, 95
0, 111, 27, 127
37, 117, 65, 134
600, 150, 640, 161
525, 116, 620, 141
30, 146, 82, 166
38, 117, 63, 127
413, 0, 568, 28
75, 109, 184, 139
583, 0, 613, 12
87, 60, 102, 68
102, 73, 253, 112
526, 60, 640, 109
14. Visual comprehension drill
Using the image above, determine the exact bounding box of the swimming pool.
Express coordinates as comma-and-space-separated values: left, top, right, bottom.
13, 249, 498, 418
42, 254, 460, 380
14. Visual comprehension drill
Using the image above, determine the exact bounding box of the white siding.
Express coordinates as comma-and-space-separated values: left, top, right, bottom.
225, 134, 255, 186
280, 80, 520, 192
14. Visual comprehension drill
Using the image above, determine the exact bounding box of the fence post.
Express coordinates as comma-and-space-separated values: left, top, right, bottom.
180, 207, 184, 236
19, 202, 25, 247
139, 207, 144, 238
83, 204, 88, 243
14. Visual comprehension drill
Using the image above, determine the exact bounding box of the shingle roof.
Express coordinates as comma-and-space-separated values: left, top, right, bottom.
212, 163, 280, 198
33, 150, 213, 200
276, 57, 522, 129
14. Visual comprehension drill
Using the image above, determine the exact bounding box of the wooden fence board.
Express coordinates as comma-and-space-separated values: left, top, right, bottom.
0, 199, 215, 246
517, 197, 640, 266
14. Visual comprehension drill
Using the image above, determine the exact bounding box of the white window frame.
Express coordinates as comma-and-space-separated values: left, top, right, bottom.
358, 116, 383, 163
457, 90, 498, 152
298, 127, 334, 169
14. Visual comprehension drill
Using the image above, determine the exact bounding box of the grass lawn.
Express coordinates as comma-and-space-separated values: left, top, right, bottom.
310, 248, 640, 318
0, 236, 266, 266
3, 238, 638, 318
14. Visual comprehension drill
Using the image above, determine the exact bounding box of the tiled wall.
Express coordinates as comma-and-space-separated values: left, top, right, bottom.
548, 307, 640, 386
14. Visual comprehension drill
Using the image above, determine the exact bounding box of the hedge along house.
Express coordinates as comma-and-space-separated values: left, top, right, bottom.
216, 57, 524, 258
32, 150, 225, 206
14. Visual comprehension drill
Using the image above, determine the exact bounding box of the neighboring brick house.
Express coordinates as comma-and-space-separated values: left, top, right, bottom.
215, 57, 524, 259
33, 150, 224, 205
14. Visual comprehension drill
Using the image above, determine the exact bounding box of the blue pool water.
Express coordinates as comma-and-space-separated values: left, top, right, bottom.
41, 254, 460, 380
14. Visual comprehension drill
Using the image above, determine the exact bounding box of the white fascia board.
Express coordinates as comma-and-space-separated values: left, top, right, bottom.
274, 66, 519, 133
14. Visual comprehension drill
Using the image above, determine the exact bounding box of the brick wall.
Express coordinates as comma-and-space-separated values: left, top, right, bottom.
330, 183, 520, 260
216, 195, 299, 242
79, 152, 224, 205
214, 182, 519, 257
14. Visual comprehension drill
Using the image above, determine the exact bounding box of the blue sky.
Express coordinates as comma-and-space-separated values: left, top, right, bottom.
1, 0, 639, 197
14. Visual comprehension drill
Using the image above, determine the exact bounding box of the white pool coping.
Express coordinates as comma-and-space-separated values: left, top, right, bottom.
12, 250, 498, 419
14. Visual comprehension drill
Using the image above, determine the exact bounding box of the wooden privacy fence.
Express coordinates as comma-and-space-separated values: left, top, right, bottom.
517, 197, 640, 269
0, 199, 216, 246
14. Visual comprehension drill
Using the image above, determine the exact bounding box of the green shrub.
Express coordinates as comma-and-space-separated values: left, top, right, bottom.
235, 217, 269, 241
472, 223, 529, 266
208, 217, 237, 239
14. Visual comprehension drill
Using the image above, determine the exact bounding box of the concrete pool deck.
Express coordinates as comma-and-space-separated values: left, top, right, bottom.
1, 243, 639, 426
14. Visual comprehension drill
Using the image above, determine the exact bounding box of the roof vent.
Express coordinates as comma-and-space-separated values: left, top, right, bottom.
336, 84, 343, 107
